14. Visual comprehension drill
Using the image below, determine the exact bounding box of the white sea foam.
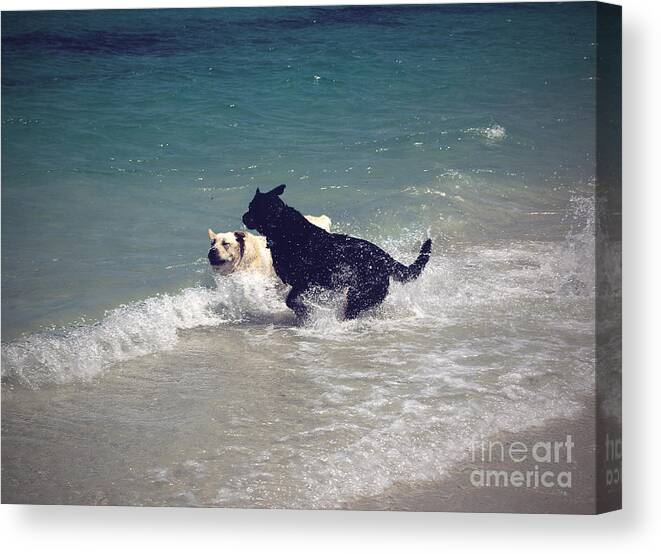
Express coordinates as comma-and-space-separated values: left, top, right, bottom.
465, 123, 507, 141
2, 191, 596, 402
208, 194, 598, 507
1, 273, 288, 388
2, 194, 600, 509
199, 227, 597, 508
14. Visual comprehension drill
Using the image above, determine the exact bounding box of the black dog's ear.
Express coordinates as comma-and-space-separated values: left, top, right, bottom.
268, 184, 286, 196
255, 187, 261, 195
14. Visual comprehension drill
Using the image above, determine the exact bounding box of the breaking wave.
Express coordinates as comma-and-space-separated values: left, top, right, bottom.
1, 191, 601, 509
1, 274, 289, 388
1, 192, 595, 391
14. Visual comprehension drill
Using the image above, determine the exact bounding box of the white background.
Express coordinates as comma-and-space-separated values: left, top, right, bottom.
1, 0, 659, 551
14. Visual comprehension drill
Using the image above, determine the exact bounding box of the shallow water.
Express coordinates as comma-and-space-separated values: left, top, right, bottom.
2, 234, 597, 507
2, 4, 599, 507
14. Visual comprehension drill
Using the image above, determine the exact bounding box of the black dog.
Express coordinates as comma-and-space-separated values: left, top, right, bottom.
242, 184, 432, 320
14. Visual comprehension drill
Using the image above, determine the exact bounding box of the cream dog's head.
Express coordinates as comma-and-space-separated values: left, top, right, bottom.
207, 229, 246, 274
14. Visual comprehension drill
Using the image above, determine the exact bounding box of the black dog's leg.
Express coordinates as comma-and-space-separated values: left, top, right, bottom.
286, 286, 310, 322
344, 279, 390, 320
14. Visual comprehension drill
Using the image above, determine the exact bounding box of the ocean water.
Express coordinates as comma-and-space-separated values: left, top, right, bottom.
2, 4, 599, 507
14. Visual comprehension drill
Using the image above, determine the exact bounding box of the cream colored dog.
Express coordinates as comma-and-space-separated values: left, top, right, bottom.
207, 214, 331, 275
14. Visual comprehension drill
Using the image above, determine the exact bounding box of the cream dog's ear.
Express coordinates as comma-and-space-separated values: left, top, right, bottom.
208, 229, 216, 240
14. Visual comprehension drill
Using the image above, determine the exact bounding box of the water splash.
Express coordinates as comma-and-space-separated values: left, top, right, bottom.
2, 193, 594, 390
1, 273, 288, 388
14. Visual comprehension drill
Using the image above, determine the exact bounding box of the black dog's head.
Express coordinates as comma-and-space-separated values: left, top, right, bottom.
242, 184, 287, 235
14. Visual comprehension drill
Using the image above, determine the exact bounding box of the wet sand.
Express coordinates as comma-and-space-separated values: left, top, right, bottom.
349, 405, 597, 514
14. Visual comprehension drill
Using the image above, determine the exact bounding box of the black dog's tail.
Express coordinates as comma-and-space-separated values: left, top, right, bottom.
390, 238, 432, 283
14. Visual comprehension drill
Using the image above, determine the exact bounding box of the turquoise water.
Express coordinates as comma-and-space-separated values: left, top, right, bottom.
2, 4, 600, 508
2, 4, 596, 338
